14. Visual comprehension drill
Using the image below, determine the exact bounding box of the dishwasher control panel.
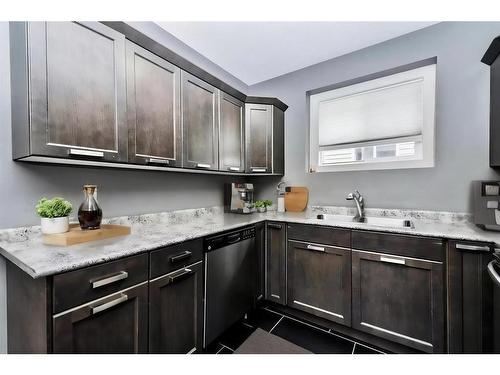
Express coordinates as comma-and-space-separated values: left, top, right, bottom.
204, 226, 255, 252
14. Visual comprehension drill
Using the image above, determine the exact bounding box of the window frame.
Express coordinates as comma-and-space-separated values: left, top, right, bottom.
308, 62, 437, 173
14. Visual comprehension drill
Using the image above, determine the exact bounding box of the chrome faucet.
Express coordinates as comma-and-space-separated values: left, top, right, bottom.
346, 190, 365, 222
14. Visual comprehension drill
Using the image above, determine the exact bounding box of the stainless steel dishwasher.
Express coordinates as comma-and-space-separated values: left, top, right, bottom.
203, 226, 257, 347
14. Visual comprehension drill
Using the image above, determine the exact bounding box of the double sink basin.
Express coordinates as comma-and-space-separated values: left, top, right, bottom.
315, 213, 414, 229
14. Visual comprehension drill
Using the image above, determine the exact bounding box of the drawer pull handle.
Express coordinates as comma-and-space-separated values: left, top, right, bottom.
69, 148, 104, 158
168, 268, 192, 284
227, 166, 240, 172
267, 223, 282, 230
251, 167, 267, 172
91, 294, 128, 315
306, 244, 325, 252
169, 251, 192, 263
380, 256, 405, 265
148, 158, 170, 165
91, 271, 128, 289
456, 243, 491, 252
196, 163, 211, 169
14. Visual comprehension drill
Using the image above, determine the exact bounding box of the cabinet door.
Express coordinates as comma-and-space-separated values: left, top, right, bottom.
126, 41, 181, 167
447, 241, 493, 353
28, 22, 127, 162
53, 282, 148, 353
219, 92, 244, 172
266, 222, 286, 305
149, 262, 203, 354
181, 71, 219, 170
352, 250, 444, 353
287, 240, 351, 326
255, 222, 266, 302
245, 103, 272, 173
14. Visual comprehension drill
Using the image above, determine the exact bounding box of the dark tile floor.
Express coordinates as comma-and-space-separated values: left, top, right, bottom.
199, 306, 385, 354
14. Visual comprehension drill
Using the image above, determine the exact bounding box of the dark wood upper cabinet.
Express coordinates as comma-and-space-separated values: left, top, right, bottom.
219, 92, 245, 172
126, 41, 181, 167
245, 103, 272, 173
181, 71, 219, 170
482, 36, 500, 167
266, 222, 287, 305
287, 240, 351, 326
53, 282, 148, 354
149, 261, 203, 354
351, 249, 444, 353
447, 241, 494, 353
10, 22, 128, 162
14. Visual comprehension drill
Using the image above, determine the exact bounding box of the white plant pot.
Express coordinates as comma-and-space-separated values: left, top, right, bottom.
41, 216, 69, 235
257, 207, 267, 213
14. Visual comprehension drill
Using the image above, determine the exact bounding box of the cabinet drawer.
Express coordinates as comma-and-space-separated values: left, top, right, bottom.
150, 238, 203, 279
53, 253, 149, 314
287, 223, 350, 247
352, 230, 444, 262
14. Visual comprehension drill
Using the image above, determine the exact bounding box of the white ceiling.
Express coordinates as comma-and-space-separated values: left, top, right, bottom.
156, 22, 438, 85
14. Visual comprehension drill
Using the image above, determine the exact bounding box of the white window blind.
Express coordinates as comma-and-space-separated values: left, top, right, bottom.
309, 63, 436, 172
318, 78, 423, 147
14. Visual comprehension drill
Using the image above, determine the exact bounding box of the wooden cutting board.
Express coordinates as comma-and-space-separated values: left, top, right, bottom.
284, 187, 309, 212
43, 224, 131, 246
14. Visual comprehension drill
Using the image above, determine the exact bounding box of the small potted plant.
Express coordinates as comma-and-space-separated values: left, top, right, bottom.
255, 199, 273, 213
36, 197, 73, 234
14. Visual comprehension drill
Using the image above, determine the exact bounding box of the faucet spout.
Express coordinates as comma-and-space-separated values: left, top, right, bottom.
346, 190, 365, 222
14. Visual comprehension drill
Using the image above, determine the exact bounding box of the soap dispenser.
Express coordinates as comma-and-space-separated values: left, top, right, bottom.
277, 181, 286, 213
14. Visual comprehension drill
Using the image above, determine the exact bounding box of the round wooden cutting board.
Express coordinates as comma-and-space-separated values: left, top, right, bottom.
284, 187, 309, 212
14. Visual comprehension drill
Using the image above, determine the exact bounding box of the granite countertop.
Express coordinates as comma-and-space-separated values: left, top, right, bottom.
1, 206, 500, 279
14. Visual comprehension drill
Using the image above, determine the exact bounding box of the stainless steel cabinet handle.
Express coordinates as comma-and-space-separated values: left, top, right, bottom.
267, 223, 282, 230
69, 148, 104, 158
148, 158, 170, 165
456, 243, 491, 252
168, 268, 193, 283
487, 260, 500, 287
91, 294, 128, 315
227, 166, 240, 172
196, 163, 211, 169
91, 271, 128, 289
169, 251, 192, 263
251, 167, 267, 172
380, 256, 406, 265
306, 244, 325, 252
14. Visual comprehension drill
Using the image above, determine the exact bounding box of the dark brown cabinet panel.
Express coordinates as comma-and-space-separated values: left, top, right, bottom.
352, 249, 444, 353
287, 240, 351, 326
266, 222, 286, 305
126, 41, 181, 166
287, 223, 350, 248
219, 92, 245, 172
149, 238, 203, 279
447, 241, 493, 353
245, 103, 272, 173
11, 22, 128, 162
149, 261, 203, 354
255, 222, 266, 302
181, 71, 219, 170
53, 282, 148, 354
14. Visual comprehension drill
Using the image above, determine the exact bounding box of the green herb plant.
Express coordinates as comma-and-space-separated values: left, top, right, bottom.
36, 197, 73, 218
254, 200, 273, 209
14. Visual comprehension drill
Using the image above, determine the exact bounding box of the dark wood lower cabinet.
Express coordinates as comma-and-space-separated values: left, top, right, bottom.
287, 240, 351, 326
447, 241, 493, 353
149, 261, 203, 354
266, 222, 287, 305
351, 250, 445, 353
255, 222, 266, 302
53, 282, 148, 354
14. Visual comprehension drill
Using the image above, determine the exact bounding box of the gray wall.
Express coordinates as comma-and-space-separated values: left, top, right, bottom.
0, 21, 247, 353
249, 22, 500, 213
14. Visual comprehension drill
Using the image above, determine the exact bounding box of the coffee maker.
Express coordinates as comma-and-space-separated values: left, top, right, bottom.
224, 183, 255, 214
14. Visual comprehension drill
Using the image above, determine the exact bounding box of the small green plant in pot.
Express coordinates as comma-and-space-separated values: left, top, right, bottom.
36, 197, 73, 234
254, 199, 273, 213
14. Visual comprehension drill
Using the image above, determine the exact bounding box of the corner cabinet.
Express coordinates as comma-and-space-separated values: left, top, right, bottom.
266, 222, 287, 305
181, 71, 219, 171
126, 41, 182, 167
10, 22, 128, 162
219, 92, 245, 173
245, 104, 284, 174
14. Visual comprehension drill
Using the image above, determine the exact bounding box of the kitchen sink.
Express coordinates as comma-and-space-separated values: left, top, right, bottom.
316, 214, 413, 229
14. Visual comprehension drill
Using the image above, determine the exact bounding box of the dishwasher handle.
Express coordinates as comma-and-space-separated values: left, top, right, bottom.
488, 260, 500, 288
